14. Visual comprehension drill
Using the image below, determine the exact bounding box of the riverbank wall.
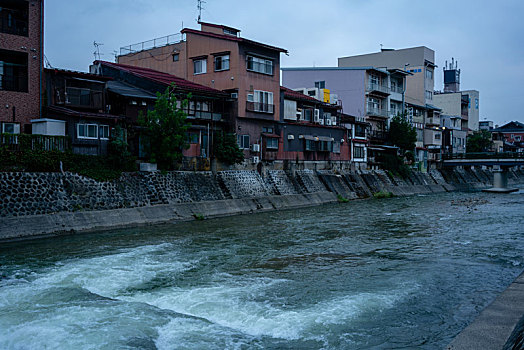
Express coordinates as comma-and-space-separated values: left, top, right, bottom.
1, 167, 523, 241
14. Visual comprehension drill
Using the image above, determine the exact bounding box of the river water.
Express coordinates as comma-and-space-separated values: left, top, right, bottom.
1, 189, 523, 349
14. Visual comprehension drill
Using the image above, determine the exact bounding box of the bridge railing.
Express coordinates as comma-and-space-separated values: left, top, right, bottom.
442, 152, 524, 160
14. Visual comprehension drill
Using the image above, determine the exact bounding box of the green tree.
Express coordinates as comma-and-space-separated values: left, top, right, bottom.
107, 125, 133, 169
466, 130, 492, 153
214, 133, 245, 165
388, 112, 417, 154
139, 85, 191, 169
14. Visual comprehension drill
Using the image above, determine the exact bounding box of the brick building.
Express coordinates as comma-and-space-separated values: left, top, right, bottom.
0, 0, 43, 134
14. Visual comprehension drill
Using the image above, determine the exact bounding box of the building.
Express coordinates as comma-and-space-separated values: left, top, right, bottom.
117, 21, 287, 164
0, 0, 44, 134
42, 68, 122, 155
279, 86, 350, 167
479, 120, 494, 131
338, 46, 441, 168
92, 61, 231, 166
491, 121, 524, 153
281, 66, 407, 168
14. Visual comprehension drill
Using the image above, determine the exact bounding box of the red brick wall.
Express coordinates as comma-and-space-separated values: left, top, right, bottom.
0, 0, 43, 129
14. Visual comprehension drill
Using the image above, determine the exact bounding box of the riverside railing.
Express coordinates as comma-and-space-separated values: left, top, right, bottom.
1, 134, 70, 152
442, 152, 524, 160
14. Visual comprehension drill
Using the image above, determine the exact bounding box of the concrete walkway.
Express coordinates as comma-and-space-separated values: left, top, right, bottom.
447, 270, 524, 350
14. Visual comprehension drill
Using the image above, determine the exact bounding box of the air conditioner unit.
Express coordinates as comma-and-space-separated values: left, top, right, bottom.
325, 118, 332, 126
296, 111, 302, 120
251, 144, 260, 152
230, 92, 238, 99
252, 156, 260, 164
314, 109, 320, 123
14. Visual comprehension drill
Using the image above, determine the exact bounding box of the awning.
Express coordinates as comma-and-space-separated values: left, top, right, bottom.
317, 136, 334, 142
262, 133, 280, 138
301, 135, 334, 142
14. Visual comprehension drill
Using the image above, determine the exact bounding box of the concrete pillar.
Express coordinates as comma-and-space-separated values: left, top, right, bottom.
483, 167, 518, 193
492, 169, 508, 189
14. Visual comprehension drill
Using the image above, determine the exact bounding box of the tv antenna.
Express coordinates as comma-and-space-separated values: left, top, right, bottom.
197, 0, 206, 22
93, 41, 103, 61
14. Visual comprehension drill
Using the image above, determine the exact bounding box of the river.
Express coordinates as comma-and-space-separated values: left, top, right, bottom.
1, 189, 523, 349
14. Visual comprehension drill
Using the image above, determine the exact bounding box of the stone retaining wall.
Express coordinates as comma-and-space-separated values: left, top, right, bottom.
1, 168, 523, 241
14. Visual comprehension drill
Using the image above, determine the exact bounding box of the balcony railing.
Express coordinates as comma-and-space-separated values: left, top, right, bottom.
366, 83, 390, 94
366, 107, 389, 117
390, 85, 404, 94
66, 87, 103, 109
246, 101, 274, 114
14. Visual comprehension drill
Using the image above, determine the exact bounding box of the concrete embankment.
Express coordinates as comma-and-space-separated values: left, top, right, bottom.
447, 270, 524, 350
0, 167, 523, 241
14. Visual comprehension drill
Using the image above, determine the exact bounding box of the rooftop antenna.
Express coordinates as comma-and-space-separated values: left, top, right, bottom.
93, 41, 103, 61
197, 0, 206, 23
43, 54, 53, 69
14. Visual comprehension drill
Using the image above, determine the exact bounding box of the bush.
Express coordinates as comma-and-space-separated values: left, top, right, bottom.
373, 191, 394, 199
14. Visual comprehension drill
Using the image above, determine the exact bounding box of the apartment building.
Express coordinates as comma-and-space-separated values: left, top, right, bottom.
338, 47, 441, 167
117, 21, 287, 162
0, 0, 43, 134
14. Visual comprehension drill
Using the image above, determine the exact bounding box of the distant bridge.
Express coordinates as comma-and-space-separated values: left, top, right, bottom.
440, 152, 523, 193
441, 152, 524, 167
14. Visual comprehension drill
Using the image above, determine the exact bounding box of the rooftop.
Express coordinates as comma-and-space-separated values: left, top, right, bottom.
96, 61, 227, 96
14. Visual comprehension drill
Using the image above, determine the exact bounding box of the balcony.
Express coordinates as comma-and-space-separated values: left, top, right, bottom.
246, 101, 274, 114
369, 130, 388, 141
65, 87, 103, 109
366, 83, 390, 95
390, 85, 404, 94
366, 107, 389, 118
425, 116, 440, 126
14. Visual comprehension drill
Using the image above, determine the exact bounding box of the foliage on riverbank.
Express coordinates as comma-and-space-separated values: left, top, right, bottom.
373, 191, 394, 199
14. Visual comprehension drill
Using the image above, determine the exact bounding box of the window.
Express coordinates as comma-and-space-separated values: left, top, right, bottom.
0, 49, 28, 92
425, 90, 433, 100
77, 124, 98, 139
193, 58, 207, 75
354, 146, 365, 159
435, 133, 441, 140
172, 53, 179, 62
247, 90, 274, 113
303, 109, 312, 121
367, 97, 380, 112
425, 69, 433, 79
246, 55, 273, 75
315, 81, 325, 89
99, 125, 110, 140
214, 55, 230, 71
262, 126, 274, 134
369, 74, 379, 86
305, 139, 316, 151
266, 138, 278, 149
238, 134, 250, 149
0, 2, 28, 36
318, 141, 332, 152
333, 141, 341, 154
1, 122, 20, 134
515, 136, 521, 142
475, 98, 479, 109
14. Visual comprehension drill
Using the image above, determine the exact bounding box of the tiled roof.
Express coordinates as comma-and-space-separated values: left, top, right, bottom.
181, 28, 287, 53
46, 105, 124, 120
44, 68, 113, 81
96, 61, 226, 96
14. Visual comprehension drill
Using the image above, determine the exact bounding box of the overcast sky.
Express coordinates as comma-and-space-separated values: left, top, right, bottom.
45, 0, 524, 126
